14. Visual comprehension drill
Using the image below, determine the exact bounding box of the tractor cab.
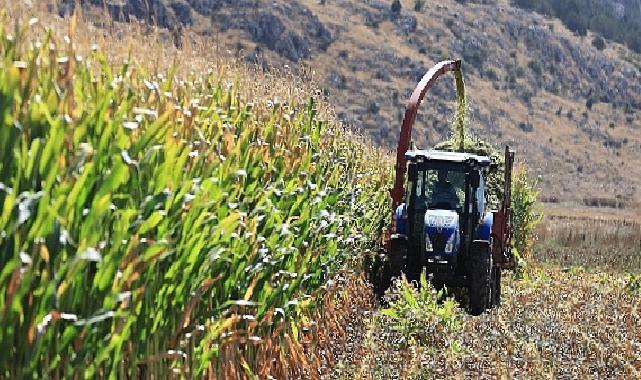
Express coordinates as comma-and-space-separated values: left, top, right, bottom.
394, 150, 493, 275
384, 146, 514, 315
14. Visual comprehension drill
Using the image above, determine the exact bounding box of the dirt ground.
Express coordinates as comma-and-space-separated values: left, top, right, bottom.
329, 264, 641, 379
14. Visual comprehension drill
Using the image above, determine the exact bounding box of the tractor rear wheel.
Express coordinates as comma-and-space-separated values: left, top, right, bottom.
468, 244, 492, 315
491, 265, 501, 307
369, 252, 389, 302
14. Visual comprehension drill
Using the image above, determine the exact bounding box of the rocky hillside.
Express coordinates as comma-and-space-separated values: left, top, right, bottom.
64, 0, 641, 207
513, 0, 641, 52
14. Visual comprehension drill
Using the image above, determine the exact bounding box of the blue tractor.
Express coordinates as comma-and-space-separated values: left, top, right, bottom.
387, 149, 514, 315
373, 60, 515, 315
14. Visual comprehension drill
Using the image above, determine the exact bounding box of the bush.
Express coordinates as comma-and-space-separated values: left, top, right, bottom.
485, 68, 499, 81
626, 274, 641, 296
592, 35, 606, 50
528, 60, 544, 75
380, 273, 461, 349
518, 121, 534, 132
462, 45, 488, 69
511, 165, 543, 261
391, 0, 402, 13
516, 85, 535, 104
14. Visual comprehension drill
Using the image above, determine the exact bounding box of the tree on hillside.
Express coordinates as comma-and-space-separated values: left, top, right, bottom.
592, 35, 606, 50
511, 0, 641, 53
391, 0, 402, 13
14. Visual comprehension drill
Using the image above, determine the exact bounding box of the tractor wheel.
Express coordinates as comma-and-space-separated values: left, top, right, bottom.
367, 251, 387, 301
371, 239, 406, 302
404, 244, 422, 284
389, 238, 407, 280
491, 265, 501, 307
468, 244, 492, 316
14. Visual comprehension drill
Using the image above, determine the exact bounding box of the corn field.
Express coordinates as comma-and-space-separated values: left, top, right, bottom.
537, 215, 641, 273
0, 14, 391, 378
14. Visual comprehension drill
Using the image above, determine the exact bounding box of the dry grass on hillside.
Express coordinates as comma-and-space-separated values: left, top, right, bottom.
194, 0, 641, 206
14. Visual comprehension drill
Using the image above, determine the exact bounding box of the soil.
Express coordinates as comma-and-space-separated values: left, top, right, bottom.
329, 265, 641, 379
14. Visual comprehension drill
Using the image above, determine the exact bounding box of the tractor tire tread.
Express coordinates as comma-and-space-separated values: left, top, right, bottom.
468, 245, 492, 316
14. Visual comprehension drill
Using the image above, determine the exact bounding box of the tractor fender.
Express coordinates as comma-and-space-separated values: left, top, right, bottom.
474, 212, 494, 241
393, 203, 408, 236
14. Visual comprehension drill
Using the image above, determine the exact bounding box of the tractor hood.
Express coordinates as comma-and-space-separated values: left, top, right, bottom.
424, 209, 460, 256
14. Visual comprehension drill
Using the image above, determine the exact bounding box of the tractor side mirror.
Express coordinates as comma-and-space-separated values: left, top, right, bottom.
408, 164, 418, 181
470, 170, 480, 188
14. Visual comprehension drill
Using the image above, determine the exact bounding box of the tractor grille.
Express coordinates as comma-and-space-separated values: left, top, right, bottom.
431, 232, 447, 252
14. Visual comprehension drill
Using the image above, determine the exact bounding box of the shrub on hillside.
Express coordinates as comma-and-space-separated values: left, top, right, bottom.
391, 0, 402, 13
528, 60, 544, 75
592, 35, 606, 51
461, 45, 487, 70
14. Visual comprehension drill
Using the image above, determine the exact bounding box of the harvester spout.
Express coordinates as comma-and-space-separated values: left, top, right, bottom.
391, 59, 462, 210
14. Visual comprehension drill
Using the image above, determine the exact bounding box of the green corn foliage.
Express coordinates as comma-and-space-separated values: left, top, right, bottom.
0, 17, 390, 378
380, 273, 461, 349
511, 165, 543, 261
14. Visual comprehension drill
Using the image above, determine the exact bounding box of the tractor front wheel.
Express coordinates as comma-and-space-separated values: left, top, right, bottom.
371, 238, 407, 302
468, 243, 492, 315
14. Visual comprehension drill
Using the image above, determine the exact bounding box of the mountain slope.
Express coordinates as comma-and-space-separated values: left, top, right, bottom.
64, 0, 641, 207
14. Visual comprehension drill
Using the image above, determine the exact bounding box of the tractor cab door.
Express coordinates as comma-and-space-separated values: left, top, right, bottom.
474, 170, 486, 218
406, 163, 425, 245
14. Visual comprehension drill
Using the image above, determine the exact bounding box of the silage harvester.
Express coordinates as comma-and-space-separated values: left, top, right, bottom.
374, 60, 516, 315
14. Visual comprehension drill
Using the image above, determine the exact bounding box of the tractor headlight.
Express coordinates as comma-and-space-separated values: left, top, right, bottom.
425, 235, 433, 252
444, 233, 456, 253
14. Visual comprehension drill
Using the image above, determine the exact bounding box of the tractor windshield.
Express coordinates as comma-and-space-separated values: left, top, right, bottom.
415, 167, 466, 211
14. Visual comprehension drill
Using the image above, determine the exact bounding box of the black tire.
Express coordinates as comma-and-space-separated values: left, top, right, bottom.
372, 239, 407, 302
468, 244, 492, 316
389, 238, 407, 279
369, 253, 389, 302
491, 265, 501, 307
404, 243, 422, 284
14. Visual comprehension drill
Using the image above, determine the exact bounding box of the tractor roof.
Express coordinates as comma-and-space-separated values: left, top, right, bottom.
405, 149, 492, 166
